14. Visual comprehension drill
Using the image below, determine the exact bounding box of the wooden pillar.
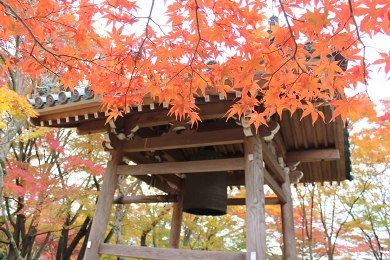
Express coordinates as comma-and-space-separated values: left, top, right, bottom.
84, 149, 123, 260
281, 168, 297, 260
244, 136, 266, 260
168, 191, 183, 248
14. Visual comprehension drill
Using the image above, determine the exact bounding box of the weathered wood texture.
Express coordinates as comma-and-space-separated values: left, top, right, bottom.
113, 195, 280, 205
83, 149, 123, 260
264, 169, 287, 204
281, 169, 298, 260
98, 244, 246, 259
169, 191, 183, 248
261, 140, 285, 183
117, 158, 245, 175
114, 195, 177, 204
286, 149, 340, 163
244, 136, 266, 260
122, 128, 245, 152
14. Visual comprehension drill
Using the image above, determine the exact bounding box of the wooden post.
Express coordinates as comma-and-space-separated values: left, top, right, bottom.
281, 168, 297, 260
83, 149, 123, 260
169, 191, 183, 248
244, 136, 266, 260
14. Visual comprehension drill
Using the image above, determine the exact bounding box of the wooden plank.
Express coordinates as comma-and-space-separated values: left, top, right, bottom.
169, 191, 183, 248
264, 169, 287, 204
113, 195, 280, 205
98, 244, 246, 259
76, 101, 234, 134
77, 118, 111, 134
286, 149, 340, 163
122, 128, 245, 152
261, 139, 285, 183
123, 101, 234, 129
244, 136, 266, 260
281, 170, 298, 259
114, 195, 177, 204
83, 149, 123, 260
117, 158, 245, 176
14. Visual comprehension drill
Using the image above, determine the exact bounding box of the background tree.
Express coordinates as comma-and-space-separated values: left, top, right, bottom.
342, 110, 390, 259
1, 129, 107, 259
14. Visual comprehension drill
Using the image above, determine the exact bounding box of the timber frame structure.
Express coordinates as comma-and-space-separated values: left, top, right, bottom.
32, 90, 351, 260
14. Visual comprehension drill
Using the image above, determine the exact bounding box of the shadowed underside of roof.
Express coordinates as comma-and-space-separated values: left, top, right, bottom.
31, 91, 351, 185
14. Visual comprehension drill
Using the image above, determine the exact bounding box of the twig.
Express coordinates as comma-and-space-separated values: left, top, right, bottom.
348, 0, 369, 94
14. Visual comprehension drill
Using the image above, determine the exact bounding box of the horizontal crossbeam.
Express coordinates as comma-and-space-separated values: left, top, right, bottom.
121, 127, 245, 152
98, 244, 246, 259
113, 195, 281, 205
117, 158, 245, 176
286, 149, 340, 163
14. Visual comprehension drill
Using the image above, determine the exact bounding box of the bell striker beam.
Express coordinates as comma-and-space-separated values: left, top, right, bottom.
281, 168, 298, 259
84, 149, 123, 260
244, 135, 266, 260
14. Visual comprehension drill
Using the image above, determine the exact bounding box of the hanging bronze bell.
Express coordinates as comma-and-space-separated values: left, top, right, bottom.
182, 149, 228, 216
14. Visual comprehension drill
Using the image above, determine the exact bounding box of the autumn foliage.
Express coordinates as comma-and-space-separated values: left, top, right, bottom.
1, 0, 388, 126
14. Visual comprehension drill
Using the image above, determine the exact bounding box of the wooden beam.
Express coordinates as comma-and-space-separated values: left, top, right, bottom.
77, 119, 110, 134
83, 149, 122, 260
244, 136, 266, 260
133, 173, 178, 194
124, 101, 234, 129
122, 127, 245, 152
264, 169, 287, 204
113, 195, 280, 205
262, 140, 286, 183
98, 244, 246, 259
117, 158, 245, 176
286, 149, 340, 163
114, 195, 177, 204
76, 101, 235, 134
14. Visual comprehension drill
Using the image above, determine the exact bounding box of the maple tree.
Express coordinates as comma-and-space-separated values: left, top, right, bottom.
1, 129, 107, 259
343, 110, 390, 259
0, 0, 388, 126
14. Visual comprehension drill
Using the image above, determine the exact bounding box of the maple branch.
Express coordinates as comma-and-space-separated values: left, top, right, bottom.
348, 0, 368, 89
190, 0, 202, 67
0, 0, 60, 58
0, 0, 124, 80
278, 0, 304, 73
333, 179, 370, 254
29, 43, 60, 77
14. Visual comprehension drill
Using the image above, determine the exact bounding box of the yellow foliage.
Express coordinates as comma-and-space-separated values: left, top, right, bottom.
0, 86, 37, 128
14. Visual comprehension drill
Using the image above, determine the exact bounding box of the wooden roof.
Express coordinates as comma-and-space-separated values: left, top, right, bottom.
31, 91, 351, 187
